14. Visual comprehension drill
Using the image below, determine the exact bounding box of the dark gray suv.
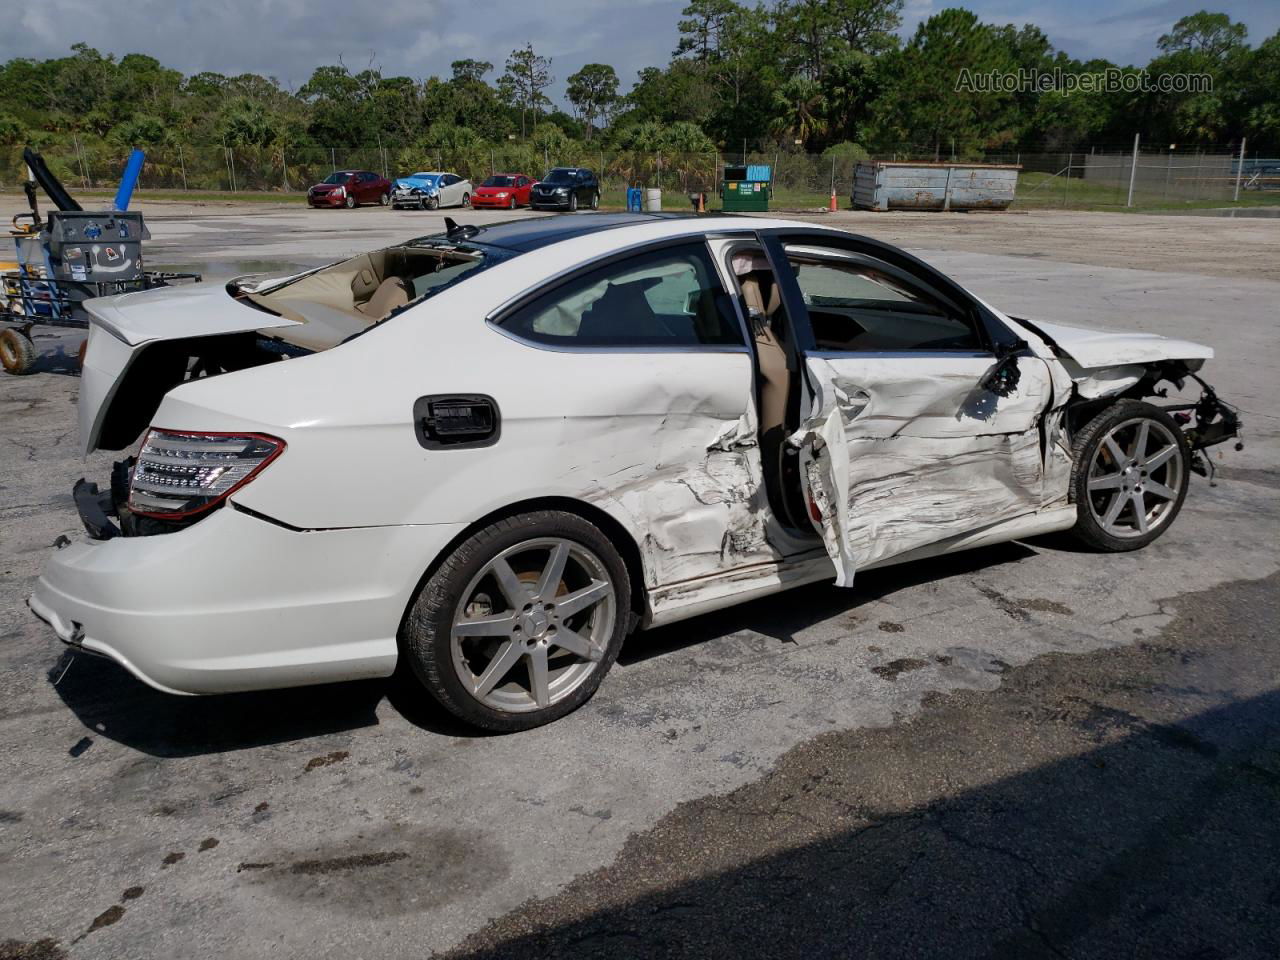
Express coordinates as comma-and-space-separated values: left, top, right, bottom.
530, 168, 601, 211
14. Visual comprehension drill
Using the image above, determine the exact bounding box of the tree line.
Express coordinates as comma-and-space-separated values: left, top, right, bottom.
0, 3, 1275, 186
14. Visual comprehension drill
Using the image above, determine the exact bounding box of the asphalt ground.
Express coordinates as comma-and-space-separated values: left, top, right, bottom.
1, 206, 1277, 959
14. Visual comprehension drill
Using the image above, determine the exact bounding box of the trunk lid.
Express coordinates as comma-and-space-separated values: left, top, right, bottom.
79, 283, 300, 454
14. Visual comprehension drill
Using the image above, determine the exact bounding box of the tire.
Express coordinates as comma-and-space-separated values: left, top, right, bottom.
509, 196, 517, 210
0, 328, 37, 375
568, 193, 578, 212
344, 194, 356, 209
1068, 399, 1191, 552
379, 192, 390, 206
402, 510, 632, 732
590, 191, 600, 210
462, 193, 471, 207
425, 196, 438, 210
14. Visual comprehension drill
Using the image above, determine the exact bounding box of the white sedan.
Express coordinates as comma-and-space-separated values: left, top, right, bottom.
30, 214, 1240, 730
390, 171, 472, 210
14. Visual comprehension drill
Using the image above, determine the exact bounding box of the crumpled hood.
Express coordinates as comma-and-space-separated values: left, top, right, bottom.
1021, 319, 1213, 368
394, 176, 438, 191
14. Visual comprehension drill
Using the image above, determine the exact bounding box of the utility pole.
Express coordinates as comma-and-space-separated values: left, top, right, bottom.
1126, 133, 1140, 208
1233, 137, 1247, 202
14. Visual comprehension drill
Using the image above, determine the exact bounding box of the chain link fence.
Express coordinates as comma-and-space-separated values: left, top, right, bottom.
3, 140, 1275, 210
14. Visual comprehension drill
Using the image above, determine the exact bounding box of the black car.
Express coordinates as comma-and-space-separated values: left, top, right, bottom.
530, 168, 600, 211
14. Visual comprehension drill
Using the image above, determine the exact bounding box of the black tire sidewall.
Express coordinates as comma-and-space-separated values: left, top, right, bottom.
402, 510, 632, 732
1069, 399, 1192, 551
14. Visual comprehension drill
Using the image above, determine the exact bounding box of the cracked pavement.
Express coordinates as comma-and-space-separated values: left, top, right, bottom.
1, 208, 1277, 958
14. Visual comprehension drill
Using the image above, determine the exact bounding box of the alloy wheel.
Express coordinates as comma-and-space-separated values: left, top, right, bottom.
450, 538, 616, 713
1086, 416, 1184, 538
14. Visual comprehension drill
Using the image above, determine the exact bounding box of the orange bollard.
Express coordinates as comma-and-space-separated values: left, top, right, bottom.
829, 190, 838, 212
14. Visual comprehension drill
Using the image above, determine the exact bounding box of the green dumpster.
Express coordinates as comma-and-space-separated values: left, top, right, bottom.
720, 164, 771, 212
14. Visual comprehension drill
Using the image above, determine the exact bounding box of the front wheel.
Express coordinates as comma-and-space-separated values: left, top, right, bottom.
402, 511, 631, 732
461, 193, 470, 207
425, 195, 438, 210
509, 196, 517, 210
343, 194, 356, 209
1068, 400, 1191, 551
568, 193, 578, 212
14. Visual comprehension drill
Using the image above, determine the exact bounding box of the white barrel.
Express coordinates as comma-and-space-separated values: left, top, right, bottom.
643, 188, 662, 211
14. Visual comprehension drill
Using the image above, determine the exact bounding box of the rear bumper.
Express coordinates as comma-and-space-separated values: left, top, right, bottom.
29, 506, 465, 695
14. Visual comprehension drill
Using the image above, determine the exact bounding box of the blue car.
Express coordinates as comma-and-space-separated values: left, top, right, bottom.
390, 171, 473, 210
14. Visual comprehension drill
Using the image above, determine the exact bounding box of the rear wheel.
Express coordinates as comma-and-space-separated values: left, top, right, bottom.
1069, 400, 1191, 551
1, 328, 37, 375
379, 192, 389, 206
402, 511, 630, 732
590, 191, 600, 210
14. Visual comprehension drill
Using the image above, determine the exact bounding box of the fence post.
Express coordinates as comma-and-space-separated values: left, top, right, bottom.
1194, 150, 1202, 200
281, 144, 290, 192
330, 147, 336, 170
1064, 153, 1072, 206
1164, 149, 1172, 201
178, 143, 188, 191
1126, 133, 1139, 208
1233, 137, 1247, 202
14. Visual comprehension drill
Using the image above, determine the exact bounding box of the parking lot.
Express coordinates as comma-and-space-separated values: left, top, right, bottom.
2, 204, 1278, 959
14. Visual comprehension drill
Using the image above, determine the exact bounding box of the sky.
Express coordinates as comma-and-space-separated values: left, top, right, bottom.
4, 0, 1278, 108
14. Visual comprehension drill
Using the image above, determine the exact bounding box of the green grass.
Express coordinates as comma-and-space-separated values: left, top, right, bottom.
9, 178, 1276, 214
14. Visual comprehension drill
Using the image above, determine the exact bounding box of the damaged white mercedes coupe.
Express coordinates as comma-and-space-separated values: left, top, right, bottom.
30, 214, 1241, 730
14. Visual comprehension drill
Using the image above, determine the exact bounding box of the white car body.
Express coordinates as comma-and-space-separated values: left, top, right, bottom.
390, 171, 473, 209
29, 214, 1229, 706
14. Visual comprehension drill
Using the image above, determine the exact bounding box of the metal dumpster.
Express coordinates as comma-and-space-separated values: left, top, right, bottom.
720, 164, 771, 212
853, 162, 1021, 211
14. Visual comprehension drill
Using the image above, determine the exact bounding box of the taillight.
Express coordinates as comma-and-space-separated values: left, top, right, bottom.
128, 429, 284, 518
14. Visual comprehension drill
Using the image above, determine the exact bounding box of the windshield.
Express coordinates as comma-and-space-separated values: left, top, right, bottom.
543, 169, 577, 184
322, 172, 353, 184
483, 176, 516, 187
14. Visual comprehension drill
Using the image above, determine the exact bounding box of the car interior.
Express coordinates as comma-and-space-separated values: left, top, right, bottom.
243, 244, 484, 351
727, 246, 813, 533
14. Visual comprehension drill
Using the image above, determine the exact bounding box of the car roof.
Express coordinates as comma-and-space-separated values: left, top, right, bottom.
419, 212, 798, 253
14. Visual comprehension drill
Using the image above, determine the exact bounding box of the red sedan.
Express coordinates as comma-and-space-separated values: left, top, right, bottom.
471, 173, 536, 209
307, 170, 392, 209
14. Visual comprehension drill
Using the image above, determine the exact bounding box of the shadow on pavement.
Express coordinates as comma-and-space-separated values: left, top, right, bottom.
450, 573, 1280, 959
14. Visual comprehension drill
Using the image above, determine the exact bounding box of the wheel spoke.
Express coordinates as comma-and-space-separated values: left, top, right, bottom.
555, 579, 612, 619
1088, 472, 1124, 491
535, 542, 570, 601
489, 557, 529, 608
1129, 421, 1150, 460
1130, 492, 1149, 533
1102, 435, 1126, 467
552, 625, 602, 662
1102, 491, 1127, 527
472, 640, 524, 698
453, 612, 518, 637
1145, 479, 1177, 501
527, 646, 551, 708
1143, 445, 1178, 471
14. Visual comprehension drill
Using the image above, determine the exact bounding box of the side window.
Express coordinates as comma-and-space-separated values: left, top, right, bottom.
787, 255, 980, 352
501, 243, 744, 348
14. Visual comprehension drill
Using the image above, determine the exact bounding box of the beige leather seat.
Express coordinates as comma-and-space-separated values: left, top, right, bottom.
357, 277, 412, 318
739, 275, 788, 438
